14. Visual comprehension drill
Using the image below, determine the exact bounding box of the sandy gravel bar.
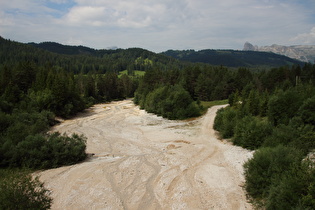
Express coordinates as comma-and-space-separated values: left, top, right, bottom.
38, 100, 253, 210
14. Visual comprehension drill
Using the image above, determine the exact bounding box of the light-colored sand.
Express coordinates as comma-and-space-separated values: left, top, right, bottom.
38, 100, 253, 210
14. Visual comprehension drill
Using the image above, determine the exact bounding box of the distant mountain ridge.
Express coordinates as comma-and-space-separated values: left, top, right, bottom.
28, 41, 120, 56
162, 49, 304, 68
27, 40, 304, 68
0, 36, 305, 68
26, 40, 177, 65
0, 36, 179, 74
243, 42, 315, 63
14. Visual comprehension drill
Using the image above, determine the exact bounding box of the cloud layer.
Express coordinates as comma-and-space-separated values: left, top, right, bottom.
0, 0, 315, 52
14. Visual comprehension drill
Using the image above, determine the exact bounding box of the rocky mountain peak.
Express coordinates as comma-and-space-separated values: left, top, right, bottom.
243, 42, 315, 63
243, 42, 258, 51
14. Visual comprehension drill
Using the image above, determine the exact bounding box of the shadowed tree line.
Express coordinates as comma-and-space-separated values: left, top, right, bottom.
214, 63, 315, 209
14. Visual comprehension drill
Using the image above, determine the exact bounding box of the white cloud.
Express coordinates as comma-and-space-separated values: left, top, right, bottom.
0, 0, 60, 16
0, 11, 14, 27
0, 0, 38, 11
64, 6, 107, 26
65, 37, 83, 45
0, 0, 315, 51
291, 27, 315, 45
49, 0, 70, 3
61, 0, 169, 29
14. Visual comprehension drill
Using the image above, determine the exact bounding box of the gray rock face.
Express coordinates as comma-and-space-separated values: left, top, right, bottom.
243, 42, 315, 63
243, 42, 258, 51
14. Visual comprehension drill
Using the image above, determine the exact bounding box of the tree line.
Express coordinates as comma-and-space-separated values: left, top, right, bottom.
214, 63, 315, 209
0, 36, 181, 74
162, 49, 304, 68
0, 61, 141, 170
134, 63, 310, 120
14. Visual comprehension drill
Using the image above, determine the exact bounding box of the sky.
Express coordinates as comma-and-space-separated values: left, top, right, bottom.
0, 0, 315, 52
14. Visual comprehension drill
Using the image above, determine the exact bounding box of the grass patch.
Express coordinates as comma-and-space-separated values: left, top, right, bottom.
200, 99, 228, 115
119, 70, 145, 78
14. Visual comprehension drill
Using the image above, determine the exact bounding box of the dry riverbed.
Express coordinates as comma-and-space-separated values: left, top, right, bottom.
38, 100, 253, 209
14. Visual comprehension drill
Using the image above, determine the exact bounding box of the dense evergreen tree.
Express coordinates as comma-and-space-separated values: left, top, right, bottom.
214, 63, 315, 209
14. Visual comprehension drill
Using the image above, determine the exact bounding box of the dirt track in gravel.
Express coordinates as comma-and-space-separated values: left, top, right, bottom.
38, 100, 253, 210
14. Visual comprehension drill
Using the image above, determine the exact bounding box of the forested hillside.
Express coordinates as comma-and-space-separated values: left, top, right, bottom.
28, 41, 101, 55
1, 36, 180, 74
162, 49, 304, 68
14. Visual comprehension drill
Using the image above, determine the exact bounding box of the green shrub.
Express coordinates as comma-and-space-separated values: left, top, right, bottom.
0, 169, 52, 210
4, 111, 53, 145
234, 116, 272, 150
47, 132, 87, 168
301, 172, 315, 210
244, 145, 303, 206
298, 95, 315, 125
267, 89, 304, 126
263, 124, 299, 148
265, 162, 312, 210
263, 123, 315, 155
27, 89, 54, 111
213, 107, 225, 131
137, 84, 201, 120
2, 132, 87, 169
0, 111, 12, 134
291, 130, 315, 156
213, 106, 237, 138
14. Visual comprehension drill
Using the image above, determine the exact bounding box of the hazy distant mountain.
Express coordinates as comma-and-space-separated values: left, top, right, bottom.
28, 42, 100, 55
162, 49, 303, 68
26, 40, 304, 68
243, 42, 315, 63
0, 37, 179, 74
29, 42, 120, 55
